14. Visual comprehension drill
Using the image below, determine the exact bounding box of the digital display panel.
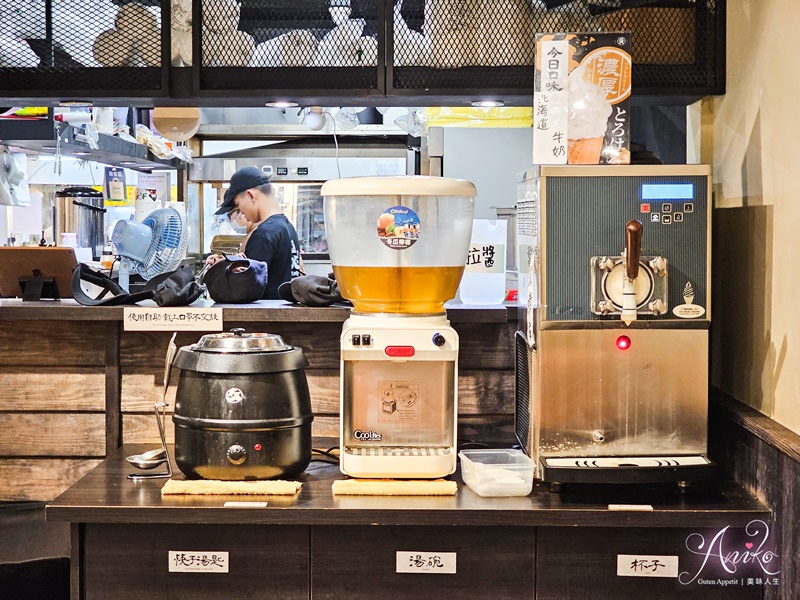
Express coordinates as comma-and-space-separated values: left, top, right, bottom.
641, 183, 694, 200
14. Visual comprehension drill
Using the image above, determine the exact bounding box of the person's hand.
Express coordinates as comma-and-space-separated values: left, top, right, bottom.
205, 253, 224, 267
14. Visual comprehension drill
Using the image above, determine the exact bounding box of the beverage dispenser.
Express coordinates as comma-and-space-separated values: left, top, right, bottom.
322, 176, 476, 478
515, 165, 714, 487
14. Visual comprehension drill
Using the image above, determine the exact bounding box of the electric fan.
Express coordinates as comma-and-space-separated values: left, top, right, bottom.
111, 207, 187, 291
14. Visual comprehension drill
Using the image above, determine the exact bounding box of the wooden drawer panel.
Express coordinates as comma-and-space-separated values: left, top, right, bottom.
83, 524, 309, 600
537, 527, 763, 599
311, 526, 533, 600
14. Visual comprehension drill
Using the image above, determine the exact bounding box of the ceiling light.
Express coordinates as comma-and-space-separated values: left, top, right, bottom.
41, 146, 58, 150
471, 100, 505, 107
59, 100, 93, 107
74, 151, 91, 156
266, 101, 299, 108
119, 161, 137, 166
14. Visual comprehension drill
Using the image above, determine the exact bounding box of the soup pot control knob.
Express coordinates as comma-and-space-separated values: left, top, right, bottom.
227, 444, 247, 465
432, 333, 446, 347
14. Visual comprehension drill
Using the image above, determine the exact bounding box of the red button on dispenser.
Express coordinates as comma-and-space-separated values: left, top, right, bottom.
616, 335, 632, 350
254, 444, 262, 451
384, 346, 415, 357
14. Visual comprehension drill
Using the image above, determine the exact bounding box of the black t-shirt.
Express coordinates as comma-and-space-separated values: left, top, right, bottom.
243, 215, 302, 299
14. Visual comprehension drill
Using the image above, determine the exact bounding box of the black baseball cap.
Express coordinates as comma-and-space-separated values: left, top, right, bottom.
215, 166, 271, 215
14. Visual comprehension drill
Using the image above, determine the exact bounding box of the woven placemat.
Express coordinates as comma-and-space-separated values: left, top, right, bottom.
161, 479, 302, 496
332, 478, 458, 496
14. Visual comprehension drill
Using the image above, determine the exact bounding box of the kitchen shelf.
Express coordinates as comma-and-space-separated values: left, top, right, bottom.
0, 121, 184, 172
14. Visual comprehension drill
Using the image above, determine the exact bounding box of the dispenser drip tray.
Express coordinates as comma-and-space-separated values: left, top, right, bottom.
539, 455, 715, 484
345, 447, 453, 458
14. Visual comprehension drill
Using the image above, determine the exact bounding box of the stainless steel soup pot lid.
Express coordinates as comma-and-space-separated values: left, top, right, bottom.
192, 328, 292, 354
174, 328, 308, 374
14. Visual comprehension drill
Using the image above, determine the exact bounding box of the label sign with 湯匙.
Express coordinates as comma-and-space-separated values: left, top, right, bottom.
617, 554, 679, 578
169, 551, 229, 573
396, 551, 456, 574
123, 307, 223, 331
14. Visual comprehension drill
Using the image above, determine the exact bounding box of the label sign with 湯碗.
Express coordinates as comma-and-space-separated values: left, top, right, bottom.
396, 551, 457, 574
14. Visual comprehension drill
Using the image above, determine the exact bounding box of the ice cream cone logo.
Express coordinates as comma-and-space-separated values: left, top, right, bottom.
683, 281, 695, 305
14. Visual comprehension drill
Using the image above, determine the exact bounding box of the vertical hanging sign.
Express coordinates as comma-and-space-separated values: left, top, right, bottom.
533, 40, 569, 165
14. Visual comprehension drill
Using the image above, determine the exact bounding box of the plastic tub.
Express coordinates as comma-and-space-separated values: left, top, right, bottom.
458, 449, 534, 497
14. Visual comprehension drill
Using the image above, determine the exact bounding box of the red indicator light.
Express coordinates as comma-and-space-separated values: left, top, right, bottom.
384, 345, 415, 357
254, 444, 262, 451
616, 335, 632, 350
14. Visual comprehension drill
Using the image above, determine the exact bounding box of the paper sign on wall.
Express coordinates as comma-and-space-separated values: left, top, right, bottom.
533, 39, 569, 165
123, 307, 223, 331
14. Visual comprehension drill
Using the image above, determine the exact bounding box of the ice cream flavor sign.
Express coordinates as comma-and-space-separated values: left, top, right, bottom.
534, 33, 632, 165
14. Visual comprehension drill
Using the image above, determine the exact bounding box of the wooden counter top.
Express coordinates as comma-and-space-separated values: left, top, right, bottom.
47, 444, 769, 529
0, 299, 517, 323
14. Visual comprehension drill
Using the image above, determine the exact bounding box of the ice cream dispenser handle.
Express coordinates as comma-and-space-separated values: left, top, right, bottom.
625, 220, 642, 280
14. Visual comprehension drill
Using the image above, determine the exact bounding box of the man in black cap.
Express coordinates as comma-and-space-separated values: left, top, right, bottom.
212, 166, 302, 299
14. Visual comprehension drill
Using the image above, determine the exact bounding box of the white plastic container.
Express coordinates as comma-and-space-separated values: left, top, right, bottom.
459, 219, 507, 305
459, 449, 534, 497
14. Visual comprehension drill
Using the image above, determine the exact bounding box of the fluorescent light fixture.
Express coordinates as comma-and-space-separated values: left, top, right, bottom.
471, 100, 505, 107
59, 100, 93, 107
41, 146, 58, 150
74, 152, 91, 156
266, 101, 299, 108
119, 161, 137, 166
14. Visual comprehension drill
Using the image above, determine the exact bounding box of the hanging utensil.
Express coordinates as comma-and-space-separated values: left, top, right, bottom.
163, 332, 178, 405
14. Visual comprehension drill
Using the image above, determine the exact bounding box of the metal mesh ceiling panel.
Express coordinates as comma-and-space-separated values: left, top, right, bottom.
391, 0, 723, 94
197, 0, 381, 92
0, 0, 166, 95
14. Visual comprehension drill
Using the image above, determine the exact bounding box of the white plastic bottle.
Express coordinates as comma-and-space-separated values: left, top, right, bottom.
459, 219, 507, 305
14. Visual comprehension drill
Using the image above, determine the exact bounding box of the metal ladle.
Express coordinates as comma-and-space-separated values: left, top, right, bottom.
126, 447, 167, 469
128, 333, 178, 480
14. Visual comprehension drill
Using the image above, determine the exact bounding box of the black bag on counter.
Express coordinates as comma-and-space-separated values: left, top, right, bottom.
71, 263, 152, 306
278, 273, 349, 307
145, 266, 204, 307
72, 263, 204, 307
203, 257, 268, 304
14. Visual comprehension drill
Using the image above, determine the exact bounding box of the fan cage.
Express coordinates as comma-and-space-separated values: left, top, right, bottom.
138, 207, 187, 280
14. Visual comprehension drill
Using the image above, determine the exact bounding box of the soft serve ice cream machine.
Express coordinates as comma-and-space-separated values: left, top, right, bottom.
516, 165, 714, 485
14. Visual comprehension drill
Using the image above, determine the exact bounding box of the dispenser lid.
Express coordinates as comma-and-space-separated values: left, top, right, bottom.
192, 328, 292, 354
321, 176, 477, 197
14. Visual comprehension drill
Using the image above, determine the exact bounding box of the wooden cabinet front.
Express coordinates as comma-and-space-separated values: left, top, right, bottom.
311, 525, 534, 600
537, 527, 764, 600
82, 523, 309, 600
